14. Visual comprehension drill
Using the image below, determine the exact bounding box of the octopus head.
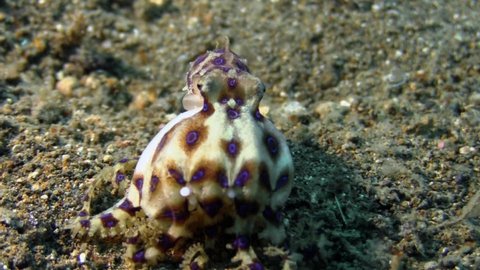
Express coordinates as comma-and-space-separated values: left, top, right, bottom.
182, 41, 265, 111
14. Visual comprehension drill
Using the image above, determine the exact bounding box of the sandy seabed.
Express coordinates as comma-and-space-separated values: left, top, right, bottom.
1, 1, 480, 269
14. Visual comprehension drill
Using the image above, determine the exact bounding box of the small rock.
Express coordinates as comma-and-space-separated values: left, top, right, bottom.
459, 146, 476, 155
283, 101, 307, 118
103, 154, 113, 163
424, 261, 439, 270
28, 170, 40, 180
62, 154, 70, 164
56, 76, 78, 97
384, 67, 408, 90
259, 105, 270, 116
78, 252, 87, 264
31, 183, 41, 191
314, 101, 336, 118
149, 0, 165, 5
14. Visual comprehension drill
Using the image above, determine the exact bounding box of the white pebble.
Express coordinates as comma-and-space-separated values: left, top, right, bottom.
78, 252, 87, 264
459, 146, 476, 155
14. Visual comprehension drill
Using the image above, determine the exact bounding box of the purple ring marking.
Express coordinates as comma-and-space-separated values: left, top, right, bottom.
78, 211, 88, 217
150, 175, 159, 192
191, 168, 205, 182
233, 235, 250, 250
132, 249, 146, 263
235, 98, 244, 106
227, 140, 238, 156
227, 78, 237, 89
169, 169, 186, 185
193, 53, 208, 66
80, 219, 90, 228
220, 97, 229, 104
219, 66, 230, 73
213, 57, 226, 66
275, 174, 289, 190
217, 172, 229, 188
265, 135, 279, 155
115, 172, 125, 183
100, 213, 118, 228
249, 262, 265, 270
186, 131, 199, 145
227, 108, 240, 120
202, 102, 209, 112
134, 178, 143, 191
119, 199, 140, 216
234, 169, 250, 187
236, 60, 249, 72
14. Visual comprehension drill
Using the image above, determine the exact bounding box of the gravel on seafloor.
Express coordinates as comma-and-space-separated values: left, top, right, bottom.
1, 0, 480, 269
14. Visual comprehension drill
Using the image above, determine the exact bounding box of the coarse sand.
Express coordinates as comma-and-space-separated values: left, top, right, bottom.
1, 1, 479, 269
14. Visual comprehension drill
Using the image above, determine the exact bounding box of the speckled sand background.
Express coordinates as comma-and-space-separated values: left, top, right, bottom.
1, 0, 479, 269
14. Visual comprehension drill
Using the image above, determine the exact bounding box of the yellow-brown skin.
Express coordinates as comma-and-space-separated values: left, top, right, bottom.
70, 43, 294, 268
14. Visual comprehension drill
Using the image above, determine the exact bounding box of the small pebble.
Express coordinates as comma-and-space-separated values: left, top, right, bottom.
28, 171, 39, 180
283, 101, 307, 118
459, 146, 476, 155
56, 76, 78, 97
424, 261, 439, 270
31, 183, 40, 191
384, 67, 408, 89
103, 154, 113, 163
62, 154, 70, 163
40, 194, 48, 200
78, 252, 86, 264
